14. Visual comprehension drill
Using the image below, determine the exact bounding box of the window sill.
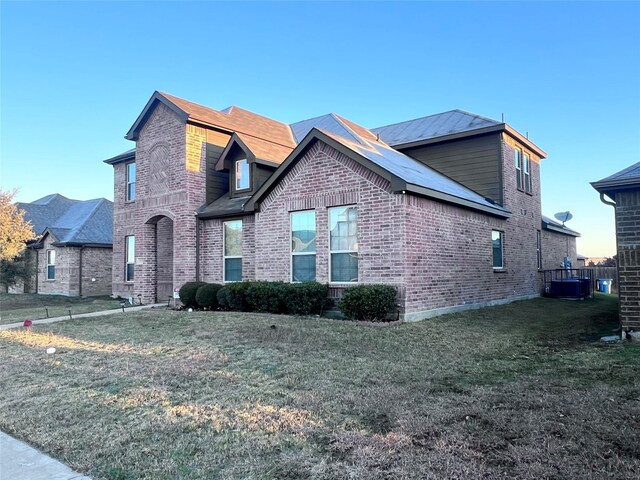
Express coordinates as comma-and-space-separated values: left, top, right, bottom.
125, 200, 135, 204
493, 268, 507, 274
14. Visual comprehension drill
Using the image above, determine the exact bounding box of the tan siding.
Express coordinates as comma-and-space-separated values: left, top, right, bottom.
400, 134, 502, 203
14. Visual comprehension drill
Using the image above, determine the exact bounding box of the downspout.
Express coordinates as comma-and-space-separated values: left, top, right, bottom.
35, 248, 39, 293
599, 192, 616, 208
195, 212, 200, 282
78, 246, 84, 297
597, 191, 622, 333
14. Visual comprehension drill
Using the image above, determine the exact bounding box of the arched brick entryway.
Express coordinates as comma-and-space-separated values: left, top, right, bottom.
141, 214, 174, 303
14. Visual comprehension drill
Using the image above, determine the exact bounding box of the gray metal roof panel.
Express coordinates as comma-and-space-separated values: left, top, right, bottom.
197, 194, 251, 218
542, 215, 580, 237
371, 109, 501, 146
290, 114, 363, 144
320, 130, 508, 214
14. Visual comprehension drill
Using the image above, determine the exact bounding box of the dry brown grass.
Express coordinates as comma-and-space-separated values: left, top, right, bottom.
0, 292, 131, 325
0, 294, 638, 479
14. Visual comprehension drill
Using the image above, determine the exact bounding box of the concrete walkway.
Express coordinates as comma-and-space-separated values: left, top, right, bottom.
0, 303, 166, 331
0, 431, 91, 479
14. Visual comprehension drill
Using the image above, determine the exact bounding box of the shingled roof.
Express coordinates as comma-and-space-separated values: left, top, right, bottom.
592, 161, 640, 201
18, 194, 113, 247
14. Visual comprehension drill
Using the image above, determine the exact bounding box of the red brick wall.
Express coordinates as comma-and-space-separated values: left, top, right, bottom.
111, 102, 212, 303
254, 142, 406, 300
33, 238, 111, 296
541, 229, 577, 270
615, 190, 640, 330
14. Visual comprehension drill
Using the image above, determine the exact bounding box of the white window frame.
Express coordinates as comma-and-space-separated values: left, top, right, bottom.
523, 152, 532, 194
290, 210, 316, 282
536, 230, 543, 270
125, 235, 135, 282
46, 249, 56, 280
235, 159, 250, 191
492, 230, 504, 270
514, 147, 523, 191
223, 220, 243, 282
126, 162, 136, 201
329, 205, 358, 284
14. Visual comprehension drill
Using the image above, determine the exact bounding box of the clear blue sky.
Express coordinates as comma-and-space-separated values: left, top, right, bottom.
2, 1, 638, 257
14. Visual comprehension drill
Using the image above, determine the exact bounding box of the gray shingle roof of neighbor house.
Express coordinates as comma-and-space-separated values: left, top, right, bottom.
591, 161, 640, 200
541, 215, 580, 237
17, 194, 113, 246
248, 114, 511, 218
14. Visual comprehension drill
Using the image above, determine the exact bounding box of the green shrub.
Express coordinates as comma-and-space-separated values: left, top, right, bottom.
217, 282, 251, 311
179, 281, 207, 308
195, 283, 223, 309
339, 284, 397, 321
246, 281, 287, 313
283, 282, 329, 315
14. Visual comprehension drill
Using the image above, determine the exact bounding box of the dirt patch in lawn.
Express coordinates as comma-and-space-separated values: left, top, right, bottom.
0, 294, 638, 479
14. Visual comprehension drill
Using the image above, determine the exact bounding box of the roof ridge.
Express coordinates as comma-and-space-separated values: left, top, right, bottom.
330, 113, 365, 145
451, 109, 500, 125
159, 92, 297, 148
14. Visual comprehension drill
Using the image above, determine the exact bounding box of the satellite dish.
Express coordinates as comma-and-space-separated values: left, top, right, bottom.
554, 211, 573, 225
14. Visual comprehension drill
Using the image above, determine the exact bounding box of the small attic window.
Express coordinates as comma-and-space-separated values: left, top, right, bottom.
235, 159, 250, 190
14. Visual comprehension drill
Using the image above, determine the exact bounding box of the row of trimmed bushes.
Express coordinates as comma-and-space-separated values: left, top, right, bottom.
178, 281, 397, 321
179, 281, 329, 316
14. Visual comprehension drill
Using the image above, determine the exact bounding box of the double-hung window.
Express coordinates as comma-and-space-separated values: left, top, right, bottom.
125, 236, 135, 282
329, 206, 358, 283
514, 148, 523, 191
492, 231, 504, 270
126, 162, 136, 201
515, 148, 532, 194
291, 210, 316, 281
46, 250, 56, 280
235, 159, 250, 191
224, 220, 242, 281
523, 152, 532, 193
536, 230, 543, 270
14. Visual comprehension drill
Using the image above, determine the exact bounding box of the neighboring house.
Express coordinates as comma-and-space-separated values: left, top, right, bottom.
104, 91, 577, 320
576, 254, 587, 267
15, 194, 113, 296
592, 162, 640, 331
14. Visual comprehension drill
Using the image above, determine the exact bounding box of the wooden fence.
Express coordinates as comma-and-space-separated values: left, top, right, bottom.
584, 266, 618, 292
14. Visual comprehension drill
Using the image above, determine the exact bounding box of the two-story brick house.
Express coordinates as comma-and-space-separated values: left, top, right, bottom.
104, 91, 577, 320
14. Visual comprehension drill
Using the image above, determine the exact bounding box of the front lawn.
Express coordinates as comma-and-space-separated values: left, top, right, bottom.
0, 294, 638, 479
0, 292, 133, 325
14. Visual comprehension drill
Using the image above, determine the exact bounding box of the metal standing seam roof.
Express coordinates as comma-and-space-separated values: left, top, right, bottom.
371, 109, 502, 147
18, 194, 113, 245
276, 114, 509, 216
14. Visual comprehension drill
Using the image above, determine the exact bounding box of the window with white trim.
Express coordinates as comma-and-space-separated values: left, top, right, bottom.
125, 236, 135, 282
329, 206, 358, 282
235, 159, 250, 191
224, 220, 242, 281
46, 249, 56, 280
514, 148, 523, 191
492, 230, 504, 269
523, 152, 532, 194
536, 230, 543, 270
291, 210, 316, 281
126, 162, 136, 201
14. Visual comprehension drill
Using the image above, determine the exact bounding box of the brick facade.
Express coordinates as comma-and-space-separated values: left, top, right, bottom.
109, 96, 578, 318
192, 140, 577, 320
30, 236, 112, 296
614, 190, 640, 330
